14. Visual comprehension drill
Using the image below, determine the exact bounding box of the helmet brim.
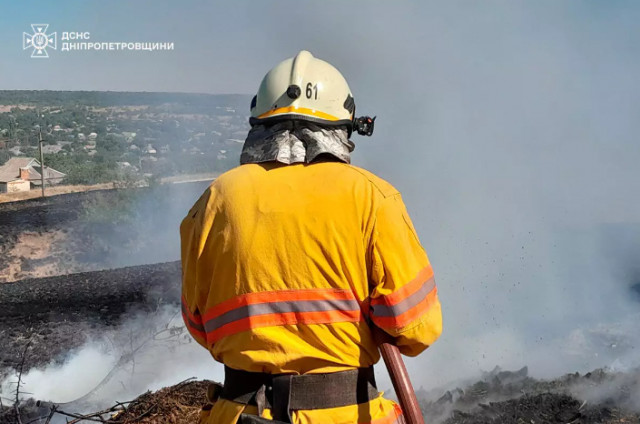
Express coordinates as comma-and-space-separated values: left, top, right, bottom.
249, 113, 353, 129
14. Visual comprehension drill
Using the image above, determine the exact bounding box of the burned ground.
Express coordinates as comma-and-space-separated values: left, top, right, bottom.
443, 392, 639, 424
427, 367, 640, 423
0, 262, 181, 374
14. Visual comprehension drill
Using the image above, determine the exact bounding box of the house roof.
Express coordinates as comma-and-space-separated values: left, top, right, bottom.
0, 157, 36, 183
29, 165, 66, 186
0, 157, 65, 183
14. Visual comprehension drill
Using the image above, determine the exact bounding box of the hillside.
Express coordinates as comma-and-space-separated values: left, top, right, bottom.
0, 91, 251, 185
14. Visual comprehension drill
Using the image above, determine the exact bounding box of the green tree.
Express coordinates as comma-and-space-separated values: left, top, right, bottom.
0, 150, 9, 166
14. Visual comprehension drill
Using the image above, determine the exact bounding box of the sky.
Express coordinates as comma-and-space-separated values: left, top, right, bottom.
2, 0, 640, 391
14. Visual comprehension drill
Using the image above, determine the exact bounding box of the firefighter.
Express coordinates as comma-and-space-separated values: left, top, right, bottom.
180, 50, 442, 424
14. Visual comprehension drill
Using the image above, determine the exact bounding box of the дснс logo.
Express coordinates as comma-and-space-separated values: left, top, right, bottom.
23, 24, 57, 58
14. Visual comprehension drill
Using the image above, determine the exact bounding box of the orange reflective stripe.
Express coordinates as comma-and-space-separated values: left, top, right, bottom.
208, 309, 362, 343
370, 266, 438, 329
181, 295, 204, 325
200, 288, 363, 343
371, 286, 438, 329
181, 296, 206, 340
257, 106, 341, 122
371, 265, 434, 307
183, 315, 207, 340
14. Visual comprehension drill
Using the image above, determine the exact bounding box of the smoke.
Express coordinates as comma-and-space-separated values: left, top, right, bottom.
54, 181, 213, 271
1, 306, 223, 415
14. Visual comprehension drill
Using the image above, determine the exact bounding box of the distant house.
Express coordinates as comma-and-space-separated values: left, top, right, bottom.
0, 157, 66, 193
116, 161, 132, 169
122, 132, 137, 142
41, 144, 63, 154
8, 146, 23, 156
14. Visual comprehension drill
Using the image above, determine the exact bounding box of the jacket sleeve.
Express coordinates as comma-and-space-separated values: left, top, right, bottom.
180, 188, 213, 349
367, 193, 442, 357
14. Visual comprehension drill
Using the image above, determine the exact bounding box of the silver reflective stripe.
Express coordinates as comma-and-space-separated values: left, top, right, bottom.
203, 298, 361, 333
371, 278, 436, 318
182, 302, 205, 332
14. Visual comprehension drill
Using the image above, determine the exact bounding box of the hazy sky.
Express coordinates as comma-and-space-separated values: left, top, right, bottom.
2, 1, 636, 94
2, 1, 640, 388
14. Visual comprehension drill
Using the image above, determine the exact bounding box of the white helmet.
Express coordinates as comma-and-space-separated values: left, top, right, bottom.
250, 50, 357, 130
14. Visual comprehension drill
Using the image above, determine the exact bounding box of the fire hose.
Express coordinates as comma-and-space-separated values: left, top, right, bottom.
379, 343, 425, 424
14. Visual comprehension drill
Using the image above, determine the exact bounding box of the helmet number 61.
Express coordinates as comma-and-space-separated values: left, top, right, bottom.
306, 83, 318, 100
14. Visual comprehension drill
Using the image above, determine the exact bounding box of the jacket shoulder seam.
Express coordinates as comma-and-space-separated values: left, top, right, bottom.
343, 165, 399, 198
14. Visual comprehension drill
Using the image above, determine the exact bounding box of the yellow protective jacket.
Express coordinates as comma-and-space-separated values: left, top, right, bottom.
180, 161, 442, 424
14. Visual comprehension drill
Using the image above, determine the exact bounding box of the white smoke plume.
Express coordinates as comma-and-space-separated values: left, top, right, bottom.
0, 306, 223, 414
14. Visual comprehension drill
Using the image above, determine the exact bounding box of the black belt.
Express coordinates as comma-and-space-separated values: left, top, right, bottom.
221, 365, 379, 422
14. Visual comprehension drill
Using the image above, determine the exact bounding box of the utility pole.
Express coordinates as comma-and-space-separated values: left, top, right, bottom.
8, 117, 14, 142
38, 127, 46, 197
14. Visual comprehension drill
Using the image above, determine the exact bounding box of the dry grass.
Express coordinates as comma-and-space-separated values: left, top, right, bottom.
0, 230, 70, 282
100, 380, 208, 424
0, 183, 116, 204
159, 173, 218, 184
0, 105, 35, 113
0, 174, 217, 204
